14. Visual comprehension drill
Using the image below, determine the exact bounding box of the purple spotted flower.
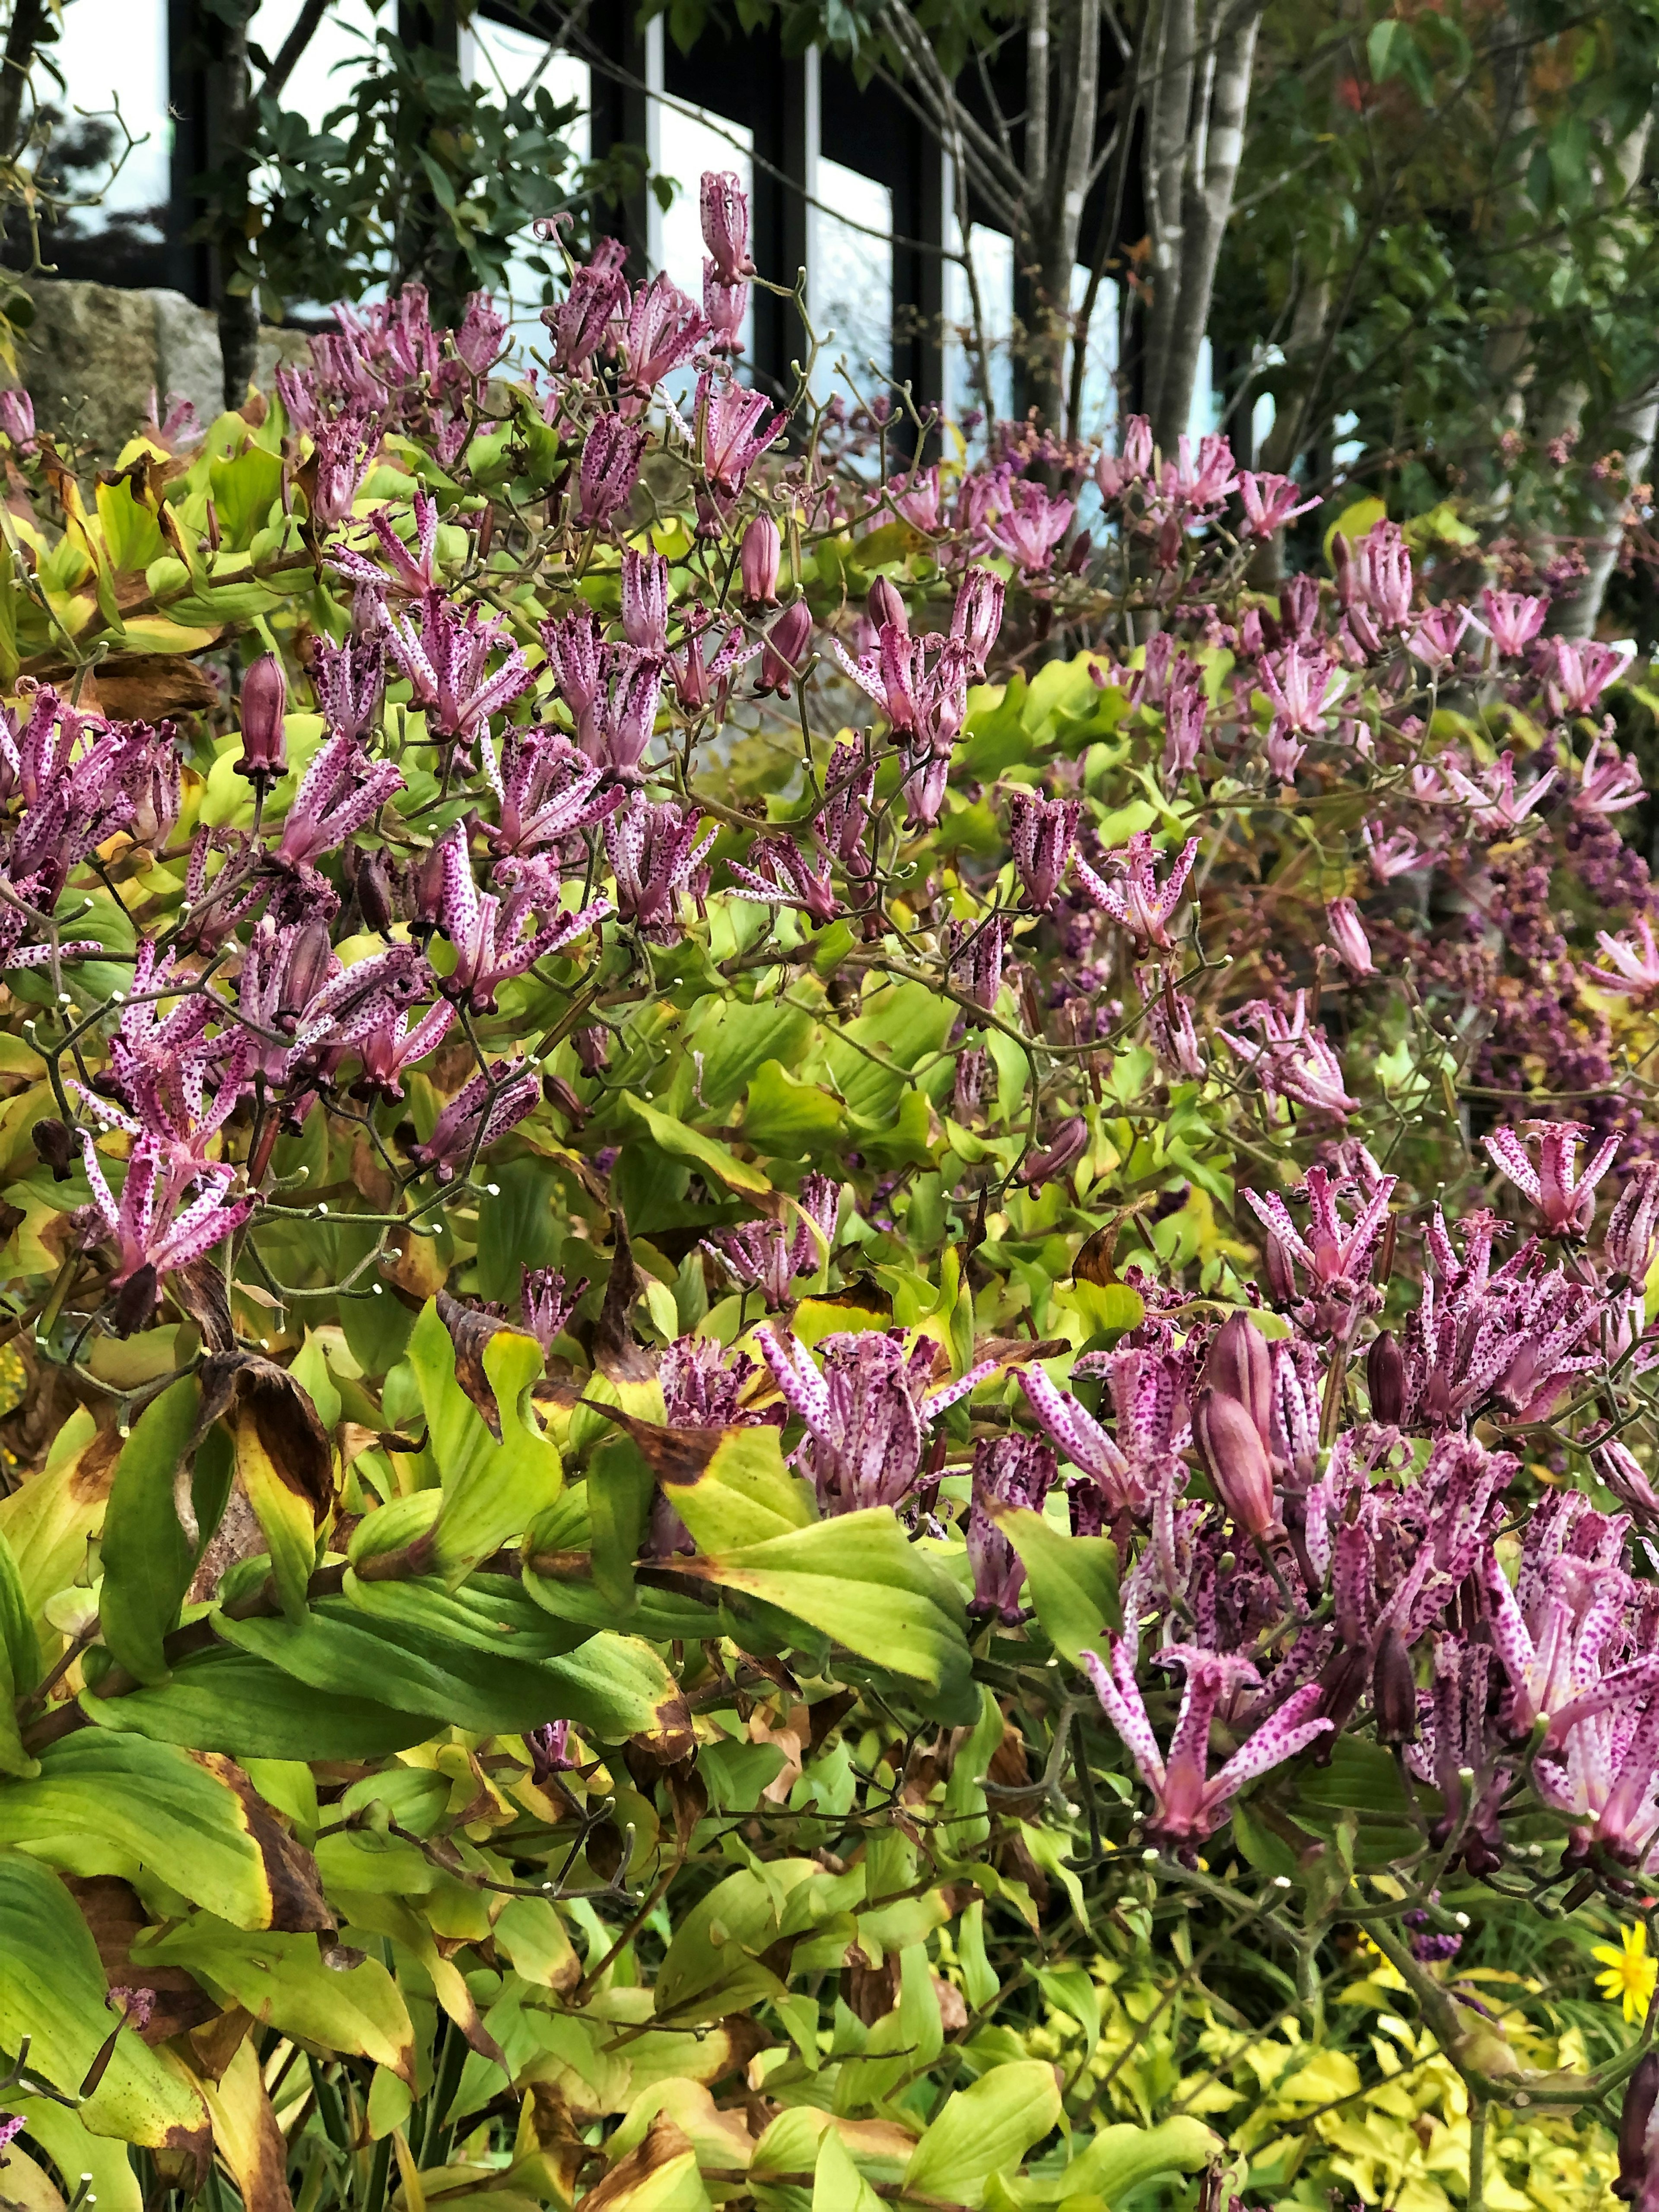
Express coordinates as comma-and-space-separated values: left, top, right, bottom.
1083, 1639, 1331, 1851
406, 1058, 541, 1181
1009, 792, 1080, 912
604, 796, 715, 939
704, 1176, 840, 1308
430, 826, 609, 1013
380, 592, 534, 753
1483, 1120, 1619, 1239
967, 1434, 1057, 1621
1073, 832, 1200, 952
275, 735, 405, 872
756, 1325, 993, 1515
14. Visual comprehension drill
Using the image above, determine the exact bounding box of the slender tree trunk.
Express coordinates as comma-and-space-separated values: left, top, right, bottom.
216, 0, 260, 411
0, 0, 44, 164
1536, 108, 1655, 633
1141, 0, 1198, 440
1154, 0, 1260, 451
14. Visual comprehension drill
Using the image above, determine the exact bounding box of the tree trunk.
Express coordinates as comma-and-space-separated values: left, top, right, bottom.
216, 0, 259, 412
1143, 0, 1263, 452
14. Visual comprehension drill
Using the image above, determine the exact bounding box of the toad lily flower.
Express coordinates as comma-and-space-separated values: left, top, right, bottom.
1577, 736, 1646, 815
431, 826, 609, 1013
1483, 1120, 1619, 1238
1219, 993, 1358, 1118
756, 1325, 993, 1516
1443, 750, 1558, 833
327, 488, 442, 598
967, 1434, 1057, 1621
405, 1057, 541, 1181
1478, 588, 1547, 660
725, 834, 839, 925
1008, 791, 1080, 912
984, 481, 1074, 574
486, 727, 625, 859
705, 1174, 840, 1308
1325, 897, 1374, 977
618, 273, 708, 414
78, 1131, 252, 1328
1587, 918, 1659, 998
1541, 636, 1634, 720
1482, 1548, 1659, 1750
274, 735, 405, 872
1245, 1162, 1396, 1341
350, 998, 456, 1103
695, 372, 785, 513
577, 415, 649, 528
1238, 470, 1319, 536
1073, 831, 1200, 952
604, 795, 716, 939
1016, 1361, 1170, 1516
1083, 1639, 1331, 1850
380, 592, 534, 753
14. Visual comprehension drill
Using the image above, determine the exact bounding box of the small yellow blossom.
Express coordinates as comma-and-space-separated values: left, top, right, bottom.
1593, 1922, 1657, 2024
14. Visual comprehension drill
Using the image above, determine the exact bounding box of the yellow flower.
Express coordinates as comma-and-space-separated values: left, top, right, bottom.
1593, 1922, 1657, 2024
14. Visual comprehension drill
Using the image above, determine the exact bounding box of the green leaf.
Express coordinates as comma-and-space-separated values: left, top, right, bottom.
1052, 2117, 1220, 2205
904, 2060, 1062, 2206
0, 1731, 326, 1930
621, 1090, 773, 1198
599, 1411, 816, 1553
815, 2125, 884, 2209
0, 1524, 40, 1775
406, 1302, 563, 1586
984, 1506, 1120, 1663
219, 1597, 600, 1735
99, 1375, 201, 1682
80, 1643, 434, 1760
741, 1057, 846, 1156
680, 1507, 973, 1721
341, 1570, 591, 1657
693, 997, 815, 1114
0, 1852, 210, 2153
823, 981, 956, 1122
139, 1917, 417, 2083
474, 1157, 568, 1304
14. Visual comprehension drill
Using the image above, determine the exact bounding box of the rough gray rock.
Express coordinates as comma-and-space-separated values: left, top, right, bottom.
10, 278, 311, 456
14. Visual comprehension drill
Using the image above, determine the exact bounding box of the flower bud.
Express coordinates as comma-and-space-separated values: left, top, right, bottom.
1617, 2050, 1659, 2201
1263, 1229, 1298, 1306
1371, 1626, 1417, 1745
1203, 1310, 1274, 1446
868, 575, 908, 635
354, 850, 395, 934
279, 922, 335, 1029
1366, 1328, 1406, 1425
108, 1263, 159, 1338
542, 1071, 587, 1127
1192, 1386, 1276, 1536
741, 514, 781, 607
0, 389, 36, 450
235, 652, 289, 783
412, 843, 448, 928
574, 1025, 610, 1074
757, 599, 813, 697
32, 1116, 74, 1181
1313, 1643, 1371, 1759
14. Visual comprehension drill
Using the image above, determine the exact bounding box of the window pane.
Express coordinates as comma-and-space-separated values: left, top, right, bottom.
44, 0, 170, 230
811, 156, 891, 394
944, 221, 1013, 430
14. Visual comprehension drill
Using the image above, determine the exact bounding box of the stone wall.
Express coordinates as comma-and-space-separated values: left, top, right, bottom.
10, 279, 308, 457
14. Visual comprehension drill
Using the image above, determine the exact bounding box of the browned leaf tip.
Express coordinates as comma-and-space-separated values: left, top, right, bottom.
592, 1209, 659, 1386
436, 1289, 537, 1441
200, 1753, 333, 1935
582, 2117, 700, 2209
198, 1353, 333, 1522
